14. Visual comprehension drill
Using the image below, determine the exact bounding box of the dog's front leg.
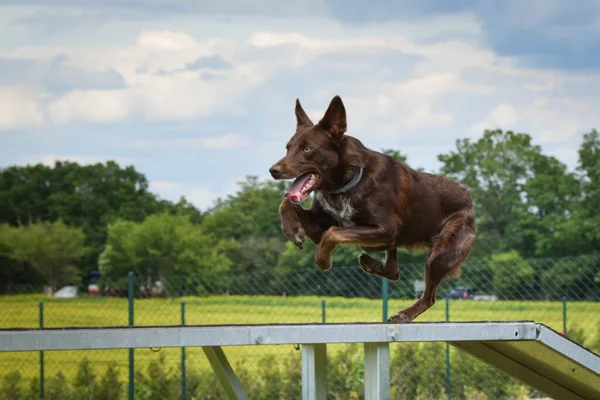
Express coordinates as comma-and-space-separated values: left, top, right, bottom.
315, 226, 394, 271
279, 199, 306, 248
279, 199, 332, 248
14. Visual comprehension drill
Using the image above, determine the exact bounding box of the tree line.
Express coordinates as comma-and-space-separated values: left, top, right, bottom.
1, 129, 599, 297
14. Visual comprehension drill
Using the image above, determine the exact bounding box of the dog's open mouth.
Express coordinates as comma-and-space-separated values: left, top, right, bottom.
284, 172, 320, 203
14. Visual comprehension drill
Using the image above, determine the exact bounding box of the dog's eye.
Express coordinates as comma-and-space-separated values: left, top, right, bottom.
303, 146, 311, 153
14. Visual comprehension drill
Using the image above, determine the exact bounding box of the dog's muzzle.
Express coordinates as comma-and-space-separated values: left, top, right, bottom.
269, 164, 282, 179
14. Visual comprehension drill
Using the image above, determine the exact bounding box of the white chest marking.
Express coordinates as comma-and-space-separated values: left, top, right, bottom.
315, 191, 356, 227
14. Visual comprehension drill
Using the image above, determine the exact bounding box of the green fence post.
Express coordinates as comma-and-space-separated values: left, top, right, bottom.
181, 301, 186, 400
562, 296, 568, 336
128, 272, 135, 400
381, 278, 389, 322
321, 299, 326, 324
445, 298, 451, 400
39, 301, 44, 399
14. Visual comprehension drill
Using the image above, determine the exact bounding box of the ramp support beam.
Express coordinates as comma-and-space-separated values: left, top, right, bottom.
302, 343, 328, 400
364, 342, 390, 400
202, 346, 248, 400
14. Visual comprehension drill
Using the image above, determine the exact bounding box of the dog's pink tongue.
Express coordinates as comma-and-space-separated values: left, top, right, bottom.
284, 174, 310, 202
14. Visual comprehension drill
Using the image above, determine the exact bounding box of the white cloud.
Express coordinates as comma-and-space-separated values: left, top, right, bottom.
0, 29, 266, 130
2, 5, 599, 192
0, 85, 46, 131
136, 29, 200, 51
264, 32, 582, 141
471, 103, 520, 133
526, 96, 598, 143
472, 90, 600, 145
48, 89, 132, 124
2, 21, 598, 146
307, 72, 483, 139
132, 133, 251, 150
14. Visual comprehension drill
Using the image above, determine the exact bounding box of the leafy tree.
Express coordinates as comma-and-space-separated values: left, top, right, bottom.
1, 220, 87, 290
99, 212, 235, 287
539, 130, 600, 258
201, 176, 287, 241
0, 224, 26, 290
437, 129, 580, 258
201, 176, 295, 284
0, 160, 202, 276
489, 251, 535, 300
519, 152, 582, 257
578, 129, 600, 200
575, 129, 600, 248
227, 236, 286, 281
539, 255, 600, 300
2, 126, 599, 291
437, 129, 538, 256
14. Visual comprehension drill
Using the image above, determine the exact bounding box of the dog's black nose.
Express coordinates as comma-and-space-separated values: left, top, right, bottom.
269, 165, 281, 178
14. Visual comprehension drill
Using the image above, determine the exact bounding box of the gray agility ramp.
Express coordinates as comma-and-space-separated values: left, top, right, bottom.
1, 321, 598, 399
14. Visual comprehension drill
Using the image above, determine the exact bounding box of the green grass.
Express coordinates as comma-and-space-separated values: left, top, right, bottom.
1, 294, 599, 383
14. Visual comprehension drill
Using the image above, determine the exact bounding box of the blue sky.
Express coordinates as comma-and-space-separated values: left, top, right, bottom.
1, 0, 599, 210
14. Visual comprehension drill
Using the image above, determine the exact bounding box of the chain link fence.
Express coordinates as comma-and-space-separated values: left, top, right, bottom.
1, 254, 599, 399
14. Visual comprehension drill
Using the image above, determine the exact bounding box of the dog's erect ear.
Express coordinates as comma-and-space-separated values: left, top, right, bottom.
318, 95, 347, 139
295, 99, 314, 128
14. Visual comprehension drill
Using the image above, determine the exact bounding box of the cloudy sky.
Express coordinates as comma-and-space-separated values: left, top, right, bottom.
1, 1, 599, 210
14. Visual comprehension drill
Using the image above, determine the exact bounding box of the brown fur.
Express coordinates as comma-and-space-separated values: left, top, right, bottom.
269, 96, 476, 323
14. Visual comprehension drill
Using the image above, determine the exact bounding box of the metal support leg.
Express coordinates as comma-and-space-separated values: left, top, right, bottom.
202, 346, 248, 400
364, 342, 390, 400
302, 343, 327, 400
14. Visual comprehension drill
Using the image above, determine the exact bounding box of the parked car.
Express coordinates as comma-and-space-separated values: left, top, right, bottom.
443, 286, 475, 300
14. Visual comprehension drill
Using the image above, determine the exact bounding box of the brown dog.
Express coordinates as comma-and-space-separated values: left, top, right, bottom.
269, 95, 476, 323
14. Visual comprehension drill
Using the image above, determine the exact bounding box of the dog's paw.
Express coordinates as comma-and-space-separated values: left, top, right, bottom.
387, 312, 412, 324
291, 228, 306, 249
316, 254, 333, 271
358, 254, 401, 281
283, 224, 305, 249
358, 254, 383, 275
386, 271, 401, 281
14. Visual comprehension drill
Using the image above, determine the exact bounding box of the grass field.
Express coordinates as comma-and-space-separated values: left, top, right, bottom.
1, 294, 599, 383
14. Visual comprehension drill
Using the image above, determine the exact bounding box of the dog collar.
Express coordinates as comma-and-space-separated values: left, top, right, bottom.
331, 167, 364, 194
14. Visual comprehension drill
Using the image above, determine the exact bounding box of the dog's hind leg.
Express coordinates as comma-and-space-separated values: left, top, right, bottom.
358, 248, 400, 281
387, 209, 476, 323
